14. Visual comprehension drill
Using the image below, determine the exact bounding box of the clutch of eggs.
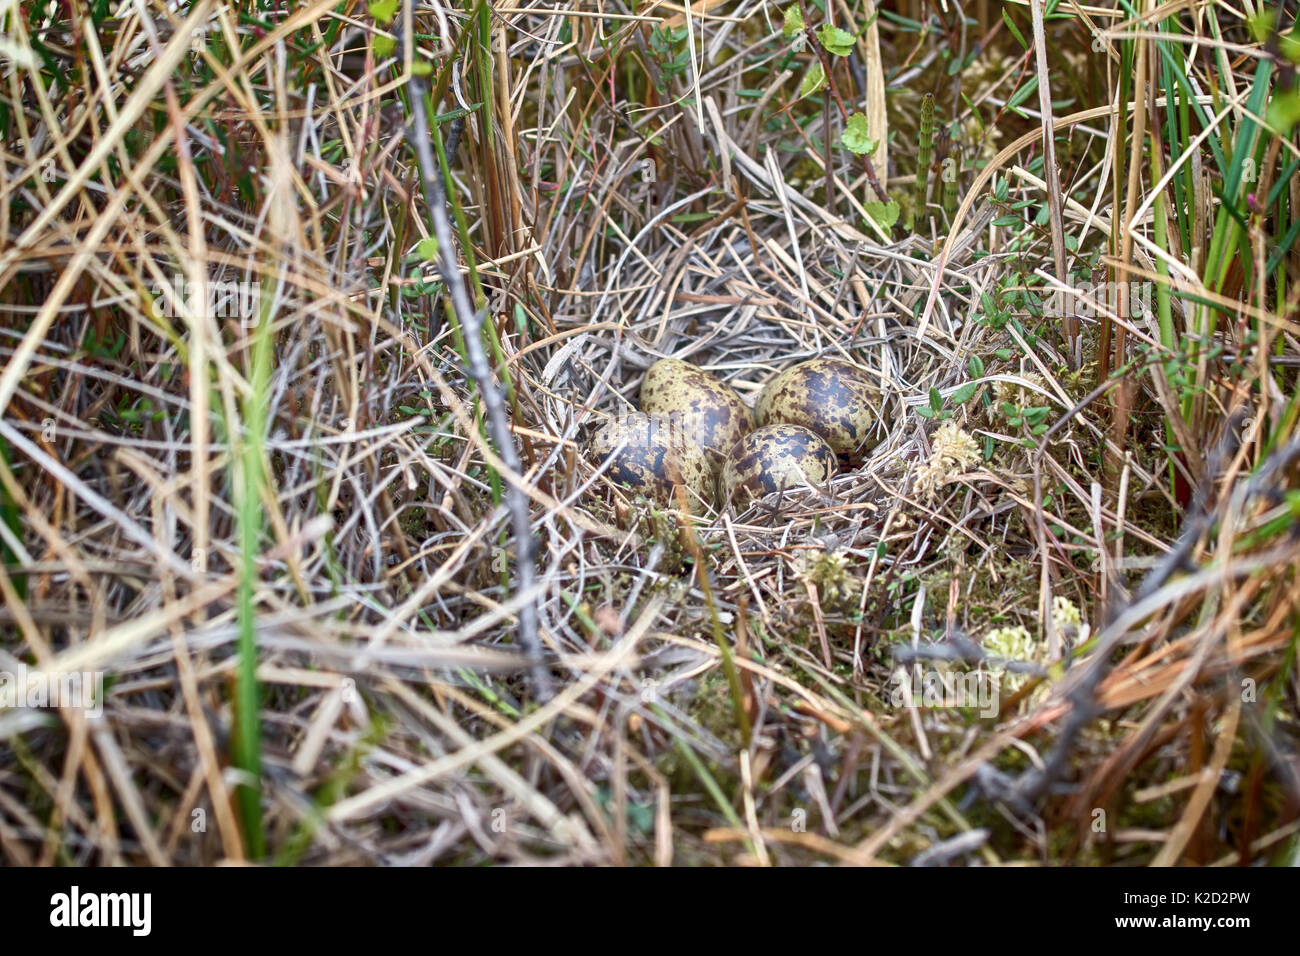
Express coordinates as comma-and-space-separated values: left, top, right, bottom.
585, 356, 881, 514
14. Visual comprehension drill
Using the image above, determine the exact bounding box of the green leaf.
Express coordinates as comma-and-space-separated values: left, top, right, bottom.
1247, 9, 1276, 44
840, 113, 876, 155
374, 34, 395, 57
929, 386, 943, 413
1281, 28, 1300, 65
915, 405, 935, 419
1266, 89, 1300, 135
1006, 75, 1040, 112
1001, 8, 1028, 49
951, 382, 979, 404
863, 199, 900, 229
817, 24, 855, 57
798, 62, 826, 99
416, 236, 440, 261
369, 0, 398, 23
968, 355, 985, 378
627, 801, 654, 835
782, 6, 804, 39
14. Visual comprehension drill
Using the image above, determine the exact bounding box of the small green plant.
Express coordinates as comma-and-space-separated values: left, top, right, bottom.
647, 25, 692, 91
780, 3, 890, 221
915, 93, 935, 209
996, 399, 1052, 447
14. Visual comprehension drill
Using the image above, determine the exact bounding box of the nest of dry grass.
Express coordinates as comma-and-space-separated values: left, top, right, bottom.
0, 1, 1297, 866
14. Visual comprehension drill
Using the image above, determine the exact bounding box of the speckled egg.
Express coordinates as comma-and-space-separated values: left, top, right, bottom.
586, 411, 714, 514
720, 424, 838, 506
639, 359, 753, 466
755, 358, 882, 459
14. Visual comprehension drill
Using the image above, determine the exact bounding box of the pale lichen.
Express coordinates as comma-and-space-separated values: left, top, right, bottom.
914, 421, 981, 499
982, 624, 1039, 692
981, 598, 1089, 700
1051, 596, 1090, 653
993, 371, 1048, 410
795, 546, 856, 605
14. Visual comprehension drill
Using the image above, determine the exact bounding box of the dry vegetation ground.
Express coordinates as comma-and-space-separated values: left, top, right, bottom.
1, 0, 1298, 866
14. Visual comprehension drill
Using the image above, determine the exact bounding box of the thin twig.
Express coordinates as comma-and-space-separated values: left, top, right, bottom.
402, 53, 553, 701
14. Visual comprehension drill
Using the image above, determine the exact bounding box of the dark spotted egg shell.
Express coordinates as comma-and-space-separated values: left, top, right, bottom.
720, 424, 837, 505
755, 358, 881, 458
586, 411, 714, 514
639, 359, 753, 464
